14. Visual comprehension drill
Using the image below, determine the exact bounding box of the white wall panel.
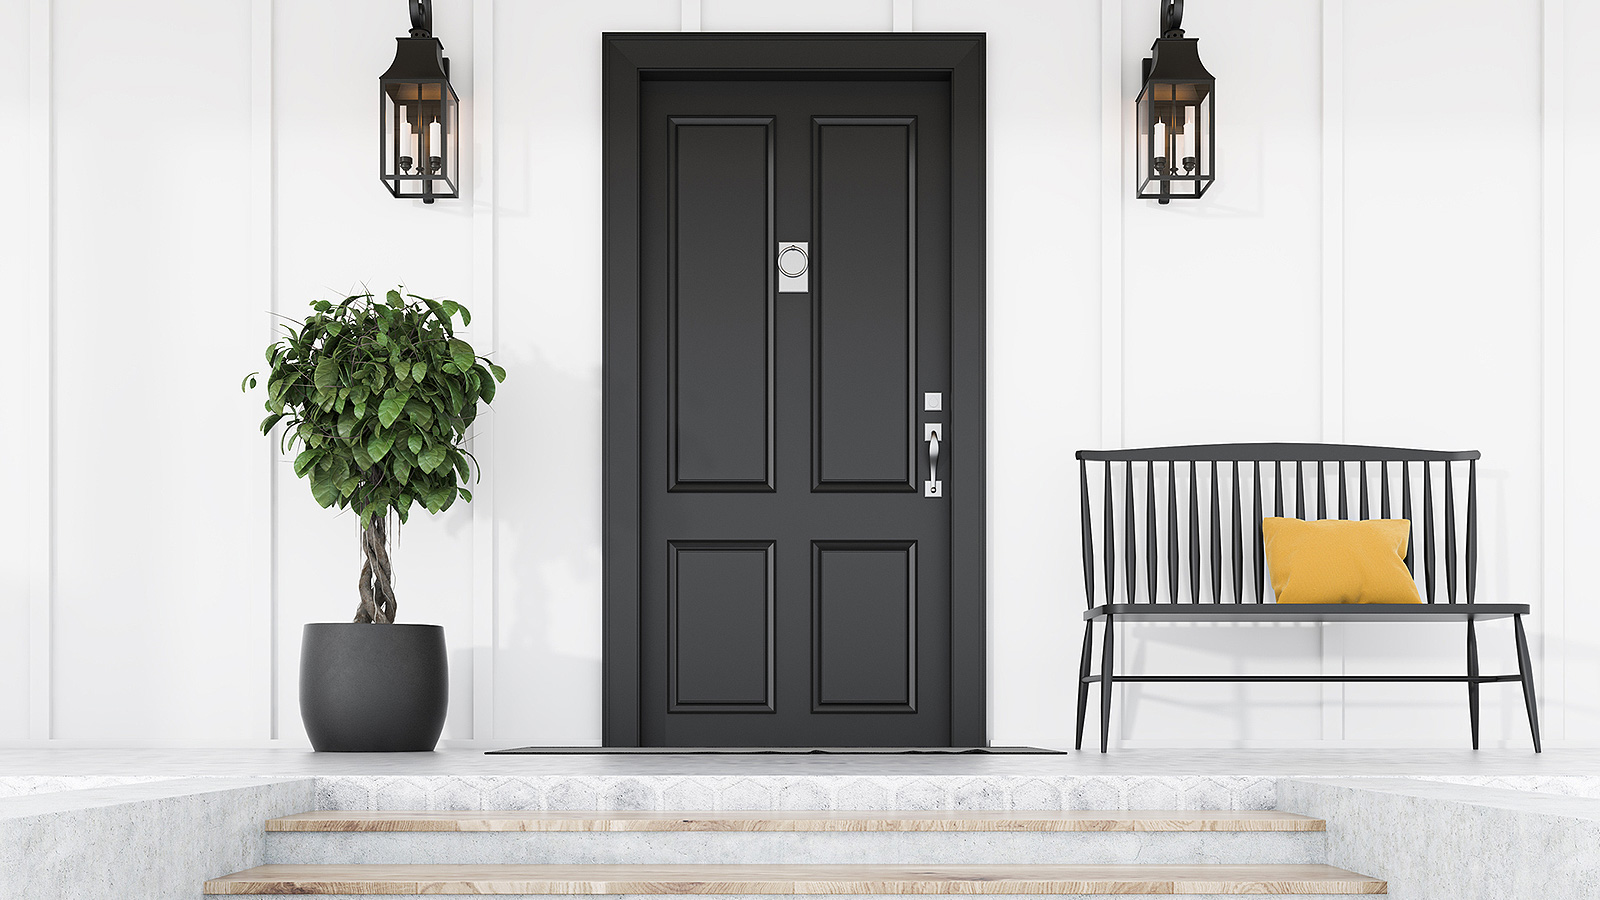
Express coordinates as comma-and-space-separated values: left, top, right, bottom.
50, 0, 265, 739
489, 0, 679, 745
0, 0, 34, 740
271, 0, 478, 744
914, 0, 1102, 748
1340, 0, 1541, 746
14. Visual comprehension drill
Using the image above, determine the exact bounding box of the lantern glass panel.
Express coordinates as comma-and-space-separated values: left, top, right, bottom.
1135, 80, 1214, 201
380, 79, 458, 200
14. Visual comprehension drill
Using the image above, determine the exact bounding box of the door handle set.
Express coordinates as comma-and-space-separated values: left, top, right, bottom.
924, 423, 944, 498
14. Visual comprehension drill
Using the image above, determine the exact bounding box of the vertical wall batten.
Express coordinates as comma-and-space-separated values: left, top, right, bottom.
27, 0, 53, 742
250, 0, 276, 739
470, 0, 498, 741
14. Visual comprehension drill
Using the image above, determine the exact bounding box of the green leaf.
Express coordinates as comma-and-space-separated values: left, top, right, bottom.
337, 409, 358, 439
241, 372, 258, 392
408, 434, 425, 454
313, 358, 339, 390
352, 440, 375, 471
387, 289, 404, 306
457, 487, 473, 503
477, 368, 497, 404
293, 450, 319, 478
404, 399, 434, 428
417, 444, 448, 474
392, 454, 412, 484
457, 304, 472, 327
338, 475, 361, 498
453, 452, 470, 482
449, 338, 475, 372
310, 469, 339, 508
377, 393, 407, 429
411, 361, 427, 382
367, 431, 396, 463
259, 413, 285, 435
351, 396, 367, 419
488, 363, 506, 383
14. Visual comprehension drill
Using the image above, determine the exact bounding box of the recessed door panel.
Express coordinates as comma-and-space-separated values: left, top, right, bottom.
669, 118, 775, 491
813, 541, 917, 712
669, 541, 775, 711
813, 118, 917, 491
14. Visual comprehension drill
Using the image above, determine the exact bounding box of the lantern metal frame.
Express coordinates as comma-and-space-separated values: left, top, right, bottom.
1135, 0, 1215, 204
380, 0, 459, 203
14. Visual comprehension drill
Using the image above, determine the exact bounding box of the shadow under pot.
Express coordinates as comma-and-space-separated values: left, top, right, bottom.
299, 623, 448, 752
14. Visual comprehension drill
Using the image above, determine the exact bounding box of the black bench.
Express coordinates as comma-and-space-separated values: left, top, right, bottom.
1074, 443, 1541, 753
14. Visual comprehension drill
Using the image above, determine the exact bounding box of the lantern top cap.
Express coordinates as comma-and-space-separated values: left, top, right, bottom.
381, 36, 451, 82
1143, 36, 1213, 85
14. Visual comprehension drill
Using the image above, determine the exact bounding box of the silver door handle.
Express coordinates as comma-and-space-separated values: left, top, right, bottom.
924, 423, 944, 498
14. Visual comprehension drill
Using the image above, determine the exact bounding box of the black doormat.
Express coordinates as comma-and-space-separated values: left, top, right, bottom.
486, 746, 1062, 755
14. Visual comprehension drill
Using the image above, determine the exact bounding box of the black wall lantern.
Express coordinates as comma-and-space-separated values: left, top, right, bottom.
380, 0, 458, 203
1136, 0, 1215, 204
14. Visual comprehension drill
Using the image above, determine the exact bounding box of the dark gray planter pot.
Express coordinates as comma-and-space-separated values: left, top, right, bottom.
299, 623, 448, 752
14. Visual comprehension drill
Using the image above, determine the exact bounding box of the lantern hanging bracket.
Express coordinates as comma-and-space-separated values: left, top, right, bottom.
409, 0, 432, 38
1160, 0, 1185, 38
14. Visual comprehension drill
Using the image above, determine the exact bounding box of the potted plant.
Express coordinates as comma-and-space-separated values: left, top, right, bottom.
244, 289, 505, 751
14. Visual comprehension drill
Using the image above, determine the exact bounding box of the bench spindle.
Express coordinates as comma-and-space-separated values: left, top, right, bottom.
1146, 463, 1158, 604
1231, 461, 1244, 603
1210, 461, 1223, 603
1080, 458, 1095, 609
1296, 461, 1306, 519
1380, 460, 1391, 519
1358, 462, 1370, 520
1167, 461, 1179, 603
1467, 459, 1478, 603
1445, 461, 1458, 603
1125, 462, 1137, 603
1274, 460, 1285, 517
1189, 461, 1201, 603
1337, 460, 1349, 519
1253, 461, 1265, 602
1402, 462, 1415, 574
1103, 462, 1116, 605
1317, 461, 1328, 520
1423, 462, 1437, 603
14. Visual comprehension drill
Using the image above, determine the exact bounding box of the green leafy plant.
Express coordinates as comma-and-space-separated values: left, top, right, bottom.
243, 289, 506, 624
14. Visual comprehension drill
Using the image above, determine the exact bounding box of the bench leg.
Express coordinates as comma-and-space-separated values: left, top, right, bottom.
1099, 614, 1115, 753
1075, 621, 1093, 751
1513, 614, 1542, 753
1466, 618, 1480, 750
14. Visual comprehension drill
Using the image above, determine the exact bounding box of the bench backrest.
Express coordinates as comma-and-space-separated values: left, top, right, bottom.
1075, 443, 1482, 608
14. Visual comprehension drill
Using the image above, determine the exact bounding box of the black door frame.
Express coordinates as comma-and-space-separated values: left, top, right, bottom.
602, 33, 987, 747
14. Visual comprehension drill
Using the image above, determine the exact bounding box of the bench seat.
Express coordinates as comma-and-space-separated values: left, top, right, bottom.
1085, 602, 1529, 623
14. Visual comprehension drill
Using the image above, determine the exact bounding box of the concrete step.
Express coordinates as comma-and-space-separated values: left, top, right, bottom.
204, 862, 1388, 895
262, 809, 1327, 866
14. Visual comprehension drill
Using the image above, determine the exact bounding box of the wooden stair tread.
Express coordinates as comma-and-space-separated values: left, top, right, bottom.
266, 809, 1325, 833
204, 863, 1386, 895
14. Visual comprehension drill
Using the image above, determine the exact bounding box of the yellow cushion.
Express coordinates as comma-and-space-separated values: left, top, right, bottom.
1261, 517, 1422, 604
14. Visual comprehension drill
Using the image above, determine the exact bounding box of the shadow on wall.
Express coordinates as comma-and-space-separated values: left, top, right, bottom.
491, 350, 604, 744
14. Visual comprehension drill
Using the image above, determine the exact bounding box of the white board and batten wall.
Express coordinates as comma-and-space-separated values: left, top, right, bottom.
2, 0, 1592, 749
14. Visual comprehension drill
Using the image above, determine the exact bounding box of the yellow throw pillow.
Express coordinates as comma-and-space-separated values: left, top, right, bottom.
1261, 517, 1422, 604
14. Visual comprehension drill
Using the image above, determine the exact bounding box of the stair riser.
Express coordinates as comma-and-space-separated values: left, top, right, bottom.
265, 831, 1327, 866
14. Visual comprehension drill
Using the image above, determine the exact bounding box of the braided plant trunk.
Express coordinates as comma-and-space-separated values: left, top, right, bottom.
355, 516, 398, 624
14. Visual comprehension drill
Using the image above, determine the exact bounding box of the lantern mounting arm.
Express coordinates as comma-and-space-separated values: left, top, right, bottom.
1161, 0, 1185, 38
409, 0, 432, 38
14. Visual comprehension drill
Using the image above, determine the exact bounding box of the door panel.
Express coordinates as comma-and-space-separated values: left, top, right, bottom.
813, 117, 917, 491
668, 118, 775, 491
640, 80, 953, 746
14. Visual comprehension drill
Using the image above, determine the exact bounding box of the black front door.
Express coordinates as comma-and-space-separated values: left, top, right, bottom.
634, 77, 961, 747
